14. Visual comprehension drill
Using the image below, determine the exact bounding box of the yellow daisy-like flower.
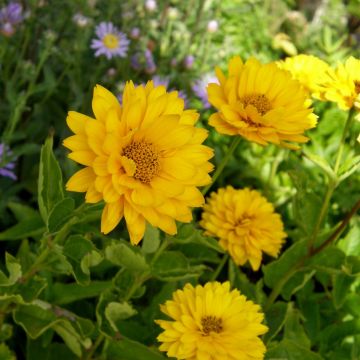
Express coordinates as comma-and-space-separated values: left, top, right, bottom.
156, 282, 268, 360
200, 186, 286, 271
320, 56, 360, 110
207, 56, 317, 149
63, 82, 213, 244
277, 54, 330, 98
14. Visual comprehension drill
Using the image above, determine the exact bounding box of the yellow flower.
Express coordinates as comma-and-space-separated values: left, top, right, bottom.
320, 56, 360, 110
200, 186, 286, 271
156, 282, 268, 360
207, 56, 317, 149
64, 82, 213, 244
277, 54, 330, 98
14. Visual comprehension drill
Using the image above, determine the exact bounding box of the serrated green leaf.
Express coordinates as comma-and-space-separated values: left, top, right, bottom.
266, 339, 323, 359
105, 242, 149, 272
264, 301, 289, 344
47, 198, 75, 233
284, 304, 311, 348
105, 302, 137, 332
38, 137, 64, 223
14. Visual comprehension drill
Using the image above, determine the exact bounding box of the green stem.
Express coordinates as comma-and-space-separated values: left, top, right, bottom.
202, 137, 241, 196
83, 334, 105, 360
210, 254, 229, 281
334, 107, 356, 174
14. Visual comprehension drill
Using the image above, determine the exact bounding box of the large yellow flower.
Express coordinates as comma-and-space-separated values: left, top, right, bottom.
319, 56, 360, 110
207, 56, 317, 149
200, 186, 286, 271
63, 82, 213, 244
156, 282, 268, 360
277, 54, 330, 98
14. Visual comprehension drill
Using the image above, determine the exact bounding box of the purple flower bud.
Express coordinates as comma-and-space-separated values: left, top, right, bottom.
130, 27, 140, 40
183, 55, 195, 69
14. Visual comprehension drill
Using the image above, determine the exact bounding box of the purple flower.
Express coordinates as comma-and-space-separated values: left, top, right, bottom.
152, 75, 170, 88
130, 53, 142, 70
0, 2, 23, 36
130, 27, 140, 39
91, 22, 130, 60
0, 144, 17, 180
183, 55, 195, 69
192, 74, 218, 109
145, 49, 156, 74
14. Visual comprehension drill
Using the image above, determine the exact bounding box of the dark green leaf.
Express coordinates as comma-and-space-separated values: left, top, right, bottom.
105, 302, 137, 332
266, 339, 323, 359
264, 302, 289, 343
0, 216, 45, 241
47, 198, 75, 233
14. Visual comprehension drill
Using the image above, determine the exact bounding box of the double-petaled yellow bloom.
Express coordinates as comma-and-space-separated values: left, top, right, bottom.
156, 282, 268, 360
277, 54, 330, 98
64, 82, 213, 244
207, 56, 317, 149
319, 56, 360, 110
200, 186, 286, 271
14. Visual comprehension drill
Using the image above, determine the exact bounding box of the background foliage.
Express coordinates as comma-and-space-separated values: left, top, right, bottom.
0, 0, 360, 359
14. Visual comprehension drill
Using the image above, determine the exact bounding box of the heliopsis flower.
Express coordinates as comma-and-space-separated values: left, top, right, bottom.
319, 56, 360, 110
200, 186, 286, 271
277, 54, 330, 97
192, 74, 218, 109
0, 143, 17, 180
156, 282, 268, 360
207, 56, 317, 149
91, 22, 130, 59
64, 82, 213, 244
0, 2, 23, 36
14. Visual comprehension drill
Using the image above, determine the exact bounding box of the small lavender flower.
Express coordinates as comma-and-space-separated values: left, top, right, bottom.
91, 22, 130, 60
207, 19, 219, 33
0, 144, 17, 180
183, 55, 195, 69
152, 75, 170, 88
192, 74, 218, 109
130, 53, 141, 70
145, 49, 156, 74
73, 13, 91, 28
130, 27, 140, 40
145, 0, 157, 12
0, 2, 23, 36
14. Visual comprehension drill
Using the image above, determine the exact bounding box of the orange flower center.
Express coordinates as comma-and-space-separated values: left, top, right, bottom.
201, 315, 223, 335
241, 94, 272, 115
103, 34, 119, 49
122, 140, 160, 183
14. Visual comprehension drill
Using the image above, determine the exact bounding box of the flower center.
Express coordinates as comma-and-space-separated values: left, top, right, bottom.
103, 34, 119, 49
122, 140, 160, 183
201, 315, 223, 335
241, 94, 272, 115
354, 81, 360, 94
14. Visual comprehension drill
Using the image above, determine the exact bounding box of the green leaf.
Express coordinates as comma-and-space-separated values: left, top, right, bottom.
284, 304, 311, 348
7, 202, 39, 221
266, 339, 323, 360
337, 221, 360, 256
0, 343, 15, 360
63, 235, 102, 285
105, 241, 149, 272
38, 136, 64, 223
49, 281, 112, 305
303, 150, 336, 181
0, 216, 45, 241
263, 240, 307, 289
141, 224, 160, 254
264, 302, 289, 343
338, 155, 360, 182
105, 302, 137, 332
281, 269, 316, 300
0, 253, 22, 286
151, 251, 205, 281
105, 338, 166, 360
47, 198, 75, 233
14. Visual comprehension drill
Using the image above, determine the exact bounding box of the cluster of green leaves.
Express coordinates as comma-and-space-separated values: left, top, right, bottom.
0, 0, 360, 359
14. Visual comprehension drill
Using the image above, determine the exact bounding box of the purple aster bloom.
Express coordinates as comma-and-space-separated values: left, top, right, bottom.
183, 55, 195, 69
153, 75, 170, 88
91, 22, 130, 60
130, 53, 141, 70
144, 49, 156, 74
0, 2, 23, 36
0, 144, 17, 180
192, 74, 218, 109
130, 27, 140, 40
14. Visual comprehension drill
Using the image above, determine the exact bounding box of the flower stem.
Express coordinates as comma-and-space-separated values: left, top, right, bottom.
334, 107, 356, 174
210, 254, 229, 281
202, 137, 241, 196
